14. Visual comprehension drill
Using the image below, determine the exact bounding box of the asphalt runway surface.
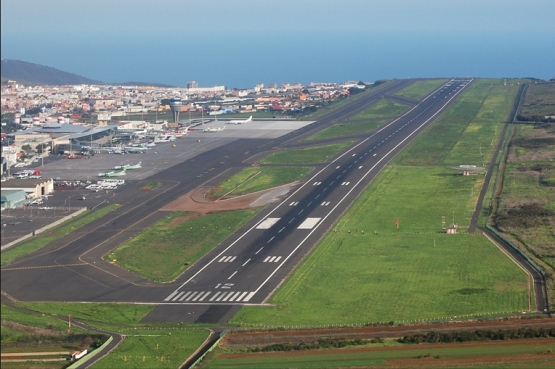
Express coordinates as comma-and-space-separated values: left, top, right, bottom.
2, 79, 500, 324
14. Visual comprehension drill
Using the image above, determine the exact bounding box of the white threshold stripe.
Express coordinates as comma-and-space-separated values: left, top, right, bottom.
171, 292, 184, 301
268, 256, 276, 262
179, 291, 193, 301
198, 292, 211, 301
274, 256, 282, 262
264, 256, 270, 262
228, 291, 242, 301
186, 292, 199, 301
250, 79, 472, 299
164, 291, 179, 301
216, 292, 228, 301
229, 256, 236, 262
175, 79, 467, 291
243, 292, 256, 302
237, 292, 248, 301
209, 292, 222, 302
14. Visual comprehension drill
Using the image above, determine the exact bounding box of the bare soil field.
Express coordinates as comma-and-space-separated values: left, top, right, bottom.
221, 318, 555, 347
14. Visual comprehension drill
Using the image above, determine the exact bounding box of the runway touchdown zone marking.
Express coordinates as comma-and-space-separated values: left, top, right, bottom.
256, 218, 280, 229
297, 218, 321, 229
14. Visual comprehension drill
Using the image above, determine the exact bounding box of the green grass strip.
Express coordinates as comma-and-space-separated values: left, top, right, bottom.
351, 99, 409, 120
395, 79, 448, 100
211, 167, 312, 197
106, 209, 261, 282
260, 142, 352, 165
1, 204, 118, 266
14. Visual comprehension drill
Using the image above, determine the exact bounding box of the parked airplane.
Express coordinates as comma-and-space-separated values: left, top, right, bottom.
203, 126, 225, 133
124, 147, 147, 153
105, 170, 126, 177
124, 162, 142, 170
227, 116, 252, 124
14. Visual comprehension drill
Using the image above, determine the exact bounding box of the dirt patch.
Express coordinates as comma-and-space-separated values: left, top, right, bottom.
166, 213, 201, 227
161, 184, 297, 214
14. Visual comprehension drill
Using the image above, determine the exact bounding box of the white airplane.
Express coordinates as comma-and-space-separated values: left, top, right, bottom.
227, 116, 252, 124
203, 126, 225, 133
105, 170, 126, 177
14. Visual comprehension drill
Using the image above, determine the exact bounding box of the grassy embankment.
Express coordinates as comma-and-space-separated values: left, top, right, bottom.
260, 142, 352, 165
105, 209, 260, 282
91, 328, 209, 369
204, 340, 555, 369
230, 79, 532, 327
493, 85, 555, 306
395, 78, 448, 100
209, 166, 312, 198
10, 302, 210, 369
307, 99, 408, 141
1, 304, 106, 368
1, 204, 118, 266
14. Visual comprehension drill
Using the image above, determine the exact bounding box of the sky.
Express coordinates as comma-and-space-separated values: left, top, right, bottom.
2, 0, 554, 87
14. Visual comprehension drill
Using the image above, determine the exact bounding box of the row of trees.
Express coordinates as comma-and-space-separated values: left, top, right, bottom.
398, 327, 555, 344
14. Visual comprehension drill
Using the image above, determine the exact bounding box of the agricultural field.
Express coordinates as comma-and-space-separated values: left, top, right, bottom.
91, 328, 209, 369
231, 79, 531, 327
105, 209, 260, 282
519, 82, 555, 119
260, 142, 352, 165
395, 79, 448, 100
209, 166, 312, 198
1, 204, 118, 266
494, 123, 555, 304
203, 339, 555, 369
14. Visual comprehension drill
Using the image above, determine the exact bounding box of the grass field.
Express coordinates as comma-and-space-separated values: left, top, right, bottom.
351, 99, 409, 120
230, 79, 530, 327
203, 340, 555, 368
91, 328, 209, 369
105, 209, 260, 281
306, 119, 389, 141
260, 142, 352, 165
210, 166, 312, 198
1, 204, 118, 266
395, 79, 448, 100
17, 302, 155, 327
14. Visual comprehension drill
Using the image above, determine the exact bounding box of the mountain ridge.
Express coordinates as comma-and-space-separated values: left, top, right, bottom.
1, 59, 175, 87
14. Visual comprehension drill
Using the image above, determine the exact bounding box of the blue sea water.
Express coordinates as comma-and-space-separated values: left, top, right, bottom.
1, 30, 553, 87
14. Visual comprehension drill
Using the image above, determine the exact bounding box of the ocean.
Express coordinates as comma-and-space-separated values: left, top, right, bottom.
1, 30, 553, 87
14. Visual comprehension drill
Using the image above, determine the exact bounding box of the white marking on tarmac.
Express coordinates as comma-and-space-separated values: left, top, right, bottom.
242, 258, 251, 266
228, 271, 238, 280
298, 218, 321, 229
256, 218, 280, 229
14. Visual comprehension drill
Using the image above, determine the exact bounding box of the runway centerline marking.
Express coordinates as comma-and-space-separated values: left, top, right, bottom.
228, 271, 238, 280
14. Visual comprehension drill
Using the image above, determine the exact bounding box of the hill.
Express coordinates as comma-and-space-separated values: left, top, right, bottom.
1, 60, 177, 87
1, 59, 103, 85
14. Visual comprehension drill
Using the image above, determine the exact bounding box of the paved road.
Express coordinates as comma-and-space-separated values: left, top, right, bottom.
2, 79, 480, 324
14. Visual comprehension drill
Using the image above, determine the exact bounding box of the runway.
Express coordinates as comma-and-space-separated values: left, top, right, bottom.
2, 79, 477, 322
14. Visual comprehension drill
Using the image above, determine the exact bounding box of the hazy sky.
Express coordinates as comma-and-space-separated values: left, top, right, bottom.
2, 0, 554, 86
